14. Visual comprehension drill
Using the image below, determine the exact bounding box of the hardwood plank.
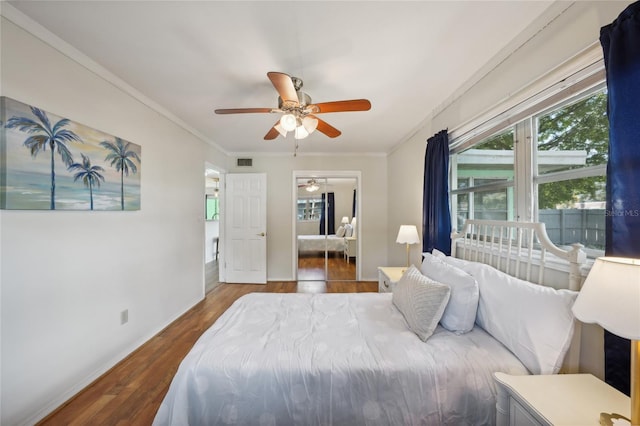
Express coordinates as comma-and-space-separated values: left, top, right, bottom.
37, 280, 376, 425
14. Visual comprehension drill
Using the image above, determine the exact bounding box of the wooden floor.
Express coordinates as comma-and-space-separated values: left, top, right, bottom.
38, 280, 377, 425
298, 252, 356, 281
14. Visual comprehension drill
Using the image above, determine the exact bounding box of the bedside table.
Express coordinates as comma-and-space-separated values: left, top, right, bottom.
344, 237, 357, 263
377, 267, 406, 293
494, 372, 630, 426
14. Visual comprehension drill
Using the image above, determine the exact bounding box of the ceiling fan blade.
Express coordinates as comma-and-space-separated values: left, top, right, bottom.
264, 126, 280, 140
215, 108, 273, 114
267, 72, 298, 103
314, 117, 342, 138
264, 119, 284, 140
307, 99, 371, 114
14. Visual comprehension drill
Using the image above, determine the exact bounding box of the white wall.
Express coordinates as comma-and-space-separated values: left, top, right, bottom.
387, 0, 632, 379
0, 16, 228, 425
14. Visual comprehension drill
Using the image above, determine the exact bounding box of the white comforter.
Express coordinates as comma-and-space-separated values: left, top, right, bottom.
154, 293, 528, 426
298, 235, 345, 252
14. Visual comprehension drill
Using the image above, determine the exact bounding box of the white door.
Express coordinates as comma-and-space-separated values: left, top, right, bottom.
225, 173, 267, 283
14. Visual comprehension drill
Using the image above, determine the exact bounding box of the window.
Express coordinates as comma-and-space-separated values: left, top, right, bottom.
451, 128, 516, 230
297, 197, 323, 221
450, 75, 607, 255
534, 88, 608, 251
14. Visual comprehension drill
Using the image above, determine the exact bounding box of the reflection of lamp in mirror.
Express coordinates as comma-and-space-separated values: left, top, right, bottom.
572, 256, 640, 426
396, 225, 420, 268
341, 216, 349, 225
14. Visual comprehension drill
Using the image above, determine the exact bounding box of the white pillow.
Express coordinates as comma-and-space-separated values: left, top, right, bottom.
431, 248, 447, 259
420, 253, 479, 333
336, 226, 346, 237
344, 224, 353, 237
447, 259, 578, 375
392, 265, 451, 342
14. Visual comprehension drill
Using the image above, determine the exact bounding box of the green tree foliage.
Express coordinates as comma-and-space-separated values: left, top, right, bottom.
473, 93, 608, 209
477, 130, 514, 150
537, 92, 608, 209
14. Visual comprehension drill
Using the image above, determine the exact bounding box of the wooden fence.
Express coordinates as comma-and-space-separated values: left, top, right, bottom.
539, 209, 605, 249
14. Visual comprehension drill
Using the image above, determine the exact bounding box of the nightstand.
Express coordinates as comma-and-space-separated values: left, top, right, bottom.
377, 267, 406, 293
344, 237, 357, 263
494, 372, 630, 426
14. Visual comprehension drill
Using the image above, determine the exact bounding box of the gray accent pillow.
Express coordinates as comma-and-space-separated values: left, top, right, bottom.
392, 265, 451, 342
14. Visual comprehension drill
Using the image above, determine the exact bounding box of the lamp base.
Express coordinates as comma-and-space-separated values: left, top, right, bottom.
405, 243, 411, 268
600, 412, 631, 425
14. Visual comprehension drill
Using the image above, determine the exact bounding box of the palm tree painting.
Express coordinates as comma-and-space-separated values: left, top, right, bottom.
1, 96, 141, 210
100, 138, 141, 210
68, 154, 105, 210
4, 103, 82, 209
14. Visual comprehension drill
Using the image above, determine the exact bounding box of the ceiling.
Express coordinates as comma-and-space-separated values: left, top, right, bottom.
7, 1, 556, 156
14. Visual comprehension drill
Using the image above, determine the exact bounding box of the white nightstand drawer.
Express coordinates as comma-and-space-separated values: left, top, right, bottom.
377, 267, 405, 293
510, 397, 543, 426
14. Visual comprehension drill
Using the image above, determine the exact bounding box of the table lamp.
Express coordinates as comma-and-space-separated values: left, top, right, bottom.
572, 256, 640, 426
396, 225, 420, 267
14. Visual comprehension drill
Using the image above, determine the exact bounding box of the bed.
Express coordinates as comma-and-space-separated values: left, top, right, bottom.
154, 220, 587, 426
297, 234, 346, 254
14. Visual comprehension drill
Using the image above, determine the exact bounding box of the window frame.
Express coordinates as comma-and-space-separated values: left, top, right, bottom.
448, 62, 607, 257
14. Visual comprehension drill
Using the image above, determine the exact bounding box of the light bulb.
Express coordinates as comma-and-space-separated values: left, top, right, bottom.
280, 114, 297, 132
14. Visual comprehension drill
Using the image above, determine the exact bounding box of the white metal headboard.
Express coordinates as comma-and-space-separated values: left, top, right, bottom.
451, 219, 587, 291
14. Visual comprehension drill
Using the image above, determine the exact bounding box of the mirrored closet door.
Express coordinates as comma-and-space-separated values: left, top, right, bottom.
296, 176, 357, 281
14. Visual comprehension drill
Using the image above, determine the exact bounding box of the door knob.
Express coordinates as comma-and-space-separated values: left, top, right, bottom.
257, 232, 265, 237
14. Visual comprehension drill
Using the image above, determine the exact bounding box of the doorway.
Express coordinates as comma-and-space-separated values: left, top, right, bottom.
205, 166, 221, 293
294, 171, 360, 282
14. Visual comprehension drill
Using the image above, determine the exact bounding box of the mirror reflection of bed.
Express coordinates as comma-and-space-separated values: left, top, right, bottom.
297, 176, 357, 282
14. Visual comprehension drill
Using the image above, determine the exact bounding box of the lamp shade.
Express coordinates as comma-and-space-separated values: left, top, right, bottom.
341, 216, 349, 224
396, 225, 420, 245
572, 256, 640, 340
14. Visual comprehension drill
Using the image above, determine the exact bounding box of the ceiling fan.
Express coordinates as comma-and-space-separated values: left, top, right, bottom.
298, 179, 320, 192
215, 72, 371, 140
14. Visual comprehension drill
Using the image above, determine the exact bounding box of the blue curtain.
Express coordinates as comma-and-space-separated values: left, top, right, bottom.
352, 189, 357, 218
319, 192, 335, 235
600, 0, 640, 396
422, 129, 452, 255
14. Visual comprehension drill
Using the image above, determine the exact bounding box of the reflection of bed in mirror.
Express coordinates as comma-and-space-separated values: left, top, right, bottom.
297, 234, 346, 254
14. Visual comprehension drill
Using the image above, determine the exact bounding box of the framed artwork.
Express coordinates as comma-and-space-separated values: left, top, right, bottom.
1, 96, 141, 210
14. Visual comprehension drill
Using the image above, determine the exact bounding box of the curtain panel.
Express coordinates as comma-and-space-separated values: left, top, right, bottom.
319, 192, 335, 235
600, 0, 640, 396
422, 129, 452, 255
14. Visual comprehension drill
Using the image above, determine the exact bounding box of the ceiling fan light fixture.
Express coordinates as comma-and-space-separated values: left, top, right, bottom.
294, 125, 309, 140
305, 180, 319, 192
274, 123, 288, 137
302, 116, 319, 134
280, 113, 297, 132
